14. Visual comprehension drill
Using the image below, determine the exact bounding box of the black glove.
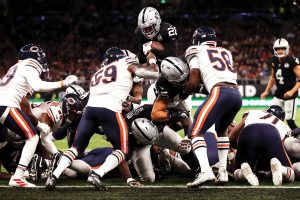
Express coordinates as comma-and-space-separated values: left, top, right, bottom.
168, 110, 189, 121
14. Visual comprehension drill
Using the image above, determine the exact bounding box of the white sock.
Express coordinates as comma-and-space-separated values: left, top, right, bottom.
41, 134, 58, 154
217, 137, 229, 169
53, 147, 78, 178
15, 135, 39, 177
70, 160, 91, 176
233, 169, 244, 181
282, 166, 295, 182
94, 150, 125, 177
191, 137, 211, 172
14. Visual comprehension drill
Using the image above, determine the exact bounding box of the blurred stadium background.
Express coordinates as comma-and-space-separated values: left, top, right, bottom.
0, 0, 300, 105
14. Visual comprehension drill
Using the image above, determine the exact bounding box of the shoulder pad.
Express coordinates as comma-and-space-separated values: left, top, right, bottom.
185, 46, 200, 62
23, 58, 42, 74
293, 57, 300, 65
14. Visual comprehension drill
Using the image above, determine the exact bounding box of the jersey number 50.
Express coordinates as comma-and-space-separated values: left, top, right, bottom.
91, 65, 117, 86
207, 49, 236, 73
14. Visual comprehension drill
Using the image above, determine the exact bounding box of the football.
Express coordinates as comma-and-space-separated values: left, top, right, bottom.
150, 41, 165, 51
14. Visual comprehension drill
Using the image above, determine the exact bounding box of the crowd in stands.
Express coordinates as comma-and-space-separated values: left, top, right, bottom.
0, 1, 298, 86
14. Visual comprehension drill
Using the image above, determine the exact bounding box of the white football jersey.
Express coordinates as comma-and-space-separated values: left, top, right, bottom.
32, 101, 63, 132
244, 110, 291, 140
185, 45, 237, 92
0, 59, 41, 108
88, 56, 138, 112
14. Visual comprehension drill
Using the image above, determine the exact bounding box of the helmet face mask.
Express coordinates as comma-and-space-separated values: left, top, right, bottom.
273, 38, 289, 58
161, 57, 189, 87
265, 105, 285, 121
192, 26, 217, 46
138, 7, 161, 39
61, 93, 84, 125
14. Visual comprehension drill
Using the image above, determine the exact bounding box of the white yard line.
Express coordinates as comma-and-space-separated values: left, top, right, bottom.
0, 185, 300, 189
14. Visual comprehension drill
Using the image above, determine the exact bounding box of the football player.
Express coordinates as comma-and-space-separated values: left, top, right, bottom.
181, 27, 242, 187
52, 90, 142, 187
261, 38, 300, 129
135, 7, 178, 66
282, 128, 300, 181
230, 106, 294, 186
0, 44, 78, 187
46, 47, 159, 191
150, 57, 192, 135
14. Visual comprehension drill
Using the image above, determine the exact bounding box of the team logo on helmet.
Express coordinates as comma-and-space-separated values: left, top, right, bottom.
67, 97, 75, 105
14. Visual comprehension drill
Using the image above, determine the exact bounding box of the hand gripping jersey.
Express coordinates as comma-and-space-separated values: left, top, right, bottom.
244, 110, 292, 140
88, 56, 138, 112
185, 45, 237, 93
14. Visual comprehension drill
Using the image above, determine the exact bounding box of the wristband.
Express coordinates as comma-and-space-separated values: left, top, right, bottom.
149, 58, 157, 65
60, 80, 64, 88
127, 178, 135, 184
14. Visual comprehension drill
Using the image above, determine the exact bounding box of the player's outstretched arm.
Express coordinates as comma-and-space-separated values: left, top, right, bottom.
26, 67, 78, 92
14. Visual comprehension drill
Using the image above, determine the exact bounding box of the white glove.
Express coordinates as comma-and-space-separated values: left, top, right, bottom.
127, 178, 143, 187
36, 121, 51, 136
63, 75, 78, 87
143, 41, 152, 55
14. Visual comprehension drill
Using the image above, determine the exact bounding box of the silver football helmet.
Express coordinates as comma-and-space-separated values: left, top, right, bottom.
138, 7, 161, 39
131, 118, 159, 145
65, 85, 86, 97
273, 38, 289, 58
160, 57, 189, 87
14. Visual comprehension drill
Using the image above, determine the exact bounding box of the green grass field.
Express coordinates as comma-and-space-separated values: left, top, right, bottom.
55, 106, 300, 151
0, 106, 299, 199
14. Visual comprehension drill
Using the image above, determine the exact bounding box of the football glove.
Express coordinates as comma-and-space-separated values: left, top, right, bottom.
127, 178, 143, 187
143, 41, 152, 55
63, 75, 78, 87
168, 110, 189, 121
36, 121, 51, 136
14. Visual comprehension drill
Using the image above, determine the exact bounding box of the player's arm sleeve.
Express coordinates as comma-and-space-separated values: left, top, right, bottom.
130, 64, 159, 79
25, 67, 61, 92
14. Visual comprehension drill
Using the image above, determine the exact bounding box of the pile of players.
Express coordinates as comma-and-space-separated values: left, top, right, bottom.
0, 6, 300, 191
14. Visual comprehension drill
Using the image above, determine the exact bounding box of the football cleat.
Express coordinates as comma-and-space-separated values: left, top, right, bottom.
215, 168, 228, 185
48, 152, 61, 177
87, 171, 107, 191
187, 170, 215, 188
45, 175, 57, 191
241, 162, 259, 186
9, 175, 36, 188
271, 158, 283, 186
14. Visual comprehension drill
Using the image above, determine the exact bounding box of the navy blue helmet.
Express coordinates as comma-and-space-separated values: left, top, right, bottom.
61, 93, 85, 126
192, 26, 217, 46
265, 105, 285, 121
102, 47, 126, 66
18, 44, 48, 73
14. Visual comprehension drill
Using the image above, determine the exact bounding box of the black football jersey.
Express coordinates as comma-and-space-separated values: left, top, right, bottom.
135, 22, 178, 64
155, 75, 183, 100
269, 55, 299, 99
